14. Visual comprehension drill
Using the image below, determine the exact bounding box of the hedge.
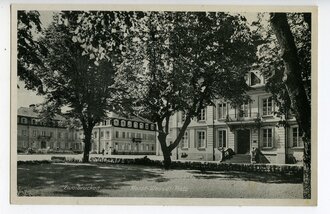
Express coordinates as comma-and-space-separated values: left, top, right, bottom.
17, 156, 303, 179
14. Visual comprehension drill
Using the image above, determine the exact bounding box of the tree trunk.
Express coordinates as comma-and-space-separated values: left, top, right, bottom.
82, 128, 93, 163
303, 138, 311, 199
157, 131, 172, 169
270, 13, 311, 199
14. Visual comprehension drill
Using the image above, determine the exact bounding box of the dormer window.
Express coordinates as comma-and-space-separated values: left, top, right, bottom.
21, 117, 27, 124
247, 71, 264, 86
251, 72, 261, 86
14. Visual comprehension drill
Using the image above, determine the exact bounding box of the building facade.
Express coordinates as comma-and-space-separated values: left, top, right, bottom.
17, 105, 82, 153
86, 112, 158, 155
165, 71, 304, 164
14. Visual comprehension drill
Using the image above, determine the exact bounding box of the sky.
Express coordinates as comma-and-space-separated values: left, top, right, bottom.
17, 11, 260, 108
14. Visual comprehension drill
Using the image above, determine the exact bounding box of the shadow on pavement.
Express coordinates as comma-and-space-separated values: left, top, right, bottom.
190, 170, 302, 184
17, 163, 164, 197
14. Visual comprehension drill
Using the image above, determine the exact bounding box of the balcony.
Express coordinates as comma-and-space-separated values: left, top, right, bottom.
225, 112, 261, 131
225, 112, 260, 122
37, 135, 52, 140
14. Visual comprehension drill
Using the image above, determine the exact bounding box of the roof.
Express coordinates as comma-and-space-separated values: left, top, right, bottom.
17, 107, 66, 121
107, 112, 153, 124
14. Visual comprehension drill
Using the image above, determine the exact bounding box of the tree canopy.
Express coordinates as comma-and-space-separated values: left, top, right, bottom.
35, 11, 124, 162
17, 10, 47, 92
113, 11, 258, 168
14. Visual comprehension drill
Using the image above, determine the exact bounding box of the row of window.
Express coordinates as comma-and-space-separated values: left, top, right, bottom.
97, 119, 155, 130
19, 117, 63, 127
20, 129, 78, 140
18, 141, 81, 150
183, 97, 275, 122
179, 126, 303, 149
113, 143, 155, 151
94, 130, 155, 141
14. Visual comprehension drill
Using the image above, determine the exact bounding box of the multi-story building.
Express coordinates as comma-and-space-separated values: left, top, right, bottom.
17, 105, 82, 153
84, 112, 157, 155
166, 71, 304, 164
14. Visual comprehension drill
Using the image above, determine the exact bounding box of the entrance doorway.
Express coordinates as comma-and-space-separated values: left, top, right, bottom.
41, 141, 47, 149
237, 129, 250, 154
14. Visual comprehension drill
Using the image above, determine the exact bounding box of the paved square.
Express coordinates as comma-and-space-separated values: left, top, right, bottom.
17, 163, 303, 198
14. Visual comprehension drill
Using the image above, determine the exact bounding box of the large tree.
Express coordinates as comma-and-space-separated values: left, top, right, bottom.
36, 11, 125, 162
255, 13, 312, 198
117, 12, 257, 169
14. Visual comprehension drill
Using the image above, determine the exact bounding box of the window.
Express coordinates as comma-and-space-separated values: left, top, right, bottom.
140, 144, 144, 151
238, 102, 250, 118
122, 132, 125, 138
197, 108, 206, 121
58, 132, 62, 139
94, 132, 97, 139
41, 131, 46, 136
31, 119, 36, 125
263, 97, 273, 116
262, 128, 273, 148
21, 117, 27, 124
50, 132, 53, 138
127, 132, 130, 139
197, 131, 206, 148
121, 120, 126, 127
137, 133, 141, 138
131, 133, 135, 138
65, 133, 68, 139
22, 130, 27, 136
115, 131, 119, 138
218, 103, 227, 119
33, 130, 37, 137
143, 134, 146, 140
250, 72, 261, 86
218, 130, 227, 148
106, 131, 110, 139
100, 131, 104, 139
146, 145, 149, 151
182, 131, 189, 148
292, 127, 303, 147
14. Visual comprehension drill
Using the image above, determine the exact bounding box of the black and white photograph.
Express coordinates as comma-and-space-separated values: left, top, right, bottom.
10, 4, 317, 205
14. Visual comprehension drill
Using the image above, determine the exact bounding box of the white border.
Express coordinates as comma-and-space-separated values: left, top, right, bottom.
2, 0, 328, 213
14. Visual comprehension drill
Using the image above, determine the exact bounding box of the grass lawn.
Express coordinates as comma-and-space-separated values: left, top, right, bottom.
17, 162, 303, 198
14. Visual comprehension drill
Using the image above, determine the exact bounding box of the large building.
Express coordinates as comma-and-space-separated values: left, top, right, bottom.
165, 71, 304, 164
87, 112, 157, 155
17, 105, 82, 153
